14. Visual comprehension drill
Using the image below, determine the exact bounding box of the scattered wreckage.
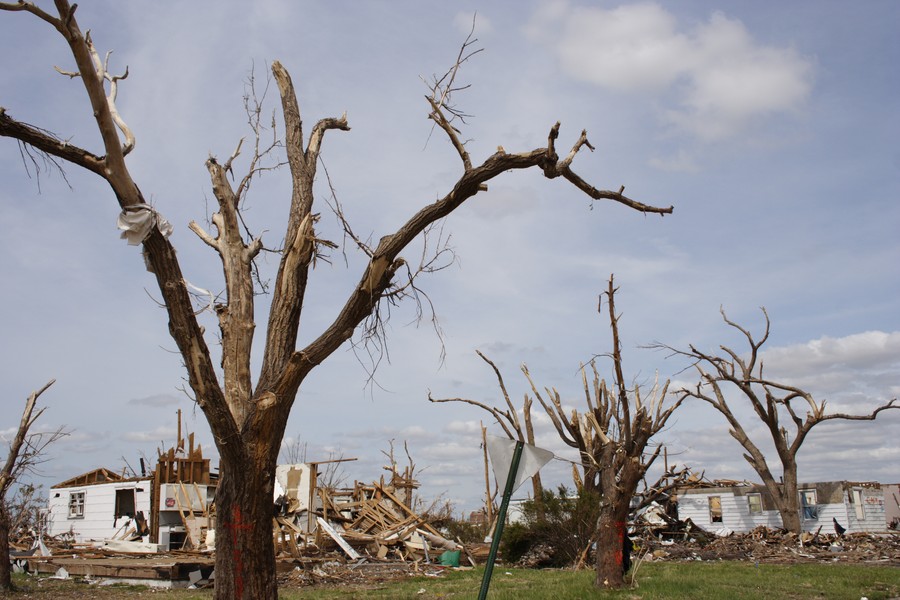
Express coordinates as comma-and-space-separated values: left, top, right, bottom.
8, 435, 899, 588
11, 427, 472, 588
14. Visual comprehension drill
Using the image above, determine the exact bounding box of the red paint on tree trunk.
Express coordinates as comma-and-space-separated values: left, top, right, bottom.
228, 504, 251, 598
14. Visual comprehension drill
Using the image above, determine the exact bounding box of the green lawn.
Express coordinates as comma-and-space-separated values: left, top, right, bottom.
10, 561, 900, 599
288, 562, 900, 600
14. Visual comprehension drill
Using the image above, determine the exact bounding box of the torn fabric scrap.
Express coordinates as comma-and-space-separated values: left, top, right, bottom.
117, 204, 173, 245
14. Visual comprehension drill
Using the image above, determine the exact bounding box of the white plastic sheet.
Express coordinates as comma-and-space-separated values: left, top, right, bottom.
486, 435, 554, 494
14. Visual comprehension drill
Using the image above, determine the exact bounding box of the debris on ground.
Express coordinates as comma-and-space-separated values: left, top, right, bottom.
634, 524, 900, 565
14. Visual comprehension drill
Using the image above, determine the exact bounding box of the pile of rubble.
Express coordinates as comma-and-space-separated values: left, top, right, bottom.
272, 477, 470, 566
635, 523, 900, 565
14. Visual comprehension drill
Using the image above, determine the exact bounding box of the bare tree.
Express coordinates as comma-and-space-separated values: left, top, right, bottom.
0, 380, 66, 592
529, 276, 685, 588
662, 308, 898, 533
0, 4, 672, 598
432, 276, 686, 589
430, 350, 546, 519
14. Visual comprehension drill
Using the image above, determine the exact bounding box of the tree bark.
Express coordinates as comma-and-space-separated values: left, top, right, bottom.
522, 397, 545, 521
0, 504, 11, 592
594, 498, 629, 588
778, 462, 801, 533
213, 451, 279, 600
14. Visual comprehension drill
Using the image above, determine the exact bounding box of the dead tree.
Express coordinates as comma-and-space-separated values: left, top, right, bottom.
662, 308, 898, 533
479, 422, 499, 526
0, 4, 672, 598
429, 350, 546, 519
432, 277, 685, 589
524, 276, 684, 588
0, 380, 65, 592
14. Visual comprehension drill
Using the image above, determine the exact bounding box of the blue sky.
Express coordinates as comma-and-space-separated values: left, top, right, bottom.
1, 1, 898, 513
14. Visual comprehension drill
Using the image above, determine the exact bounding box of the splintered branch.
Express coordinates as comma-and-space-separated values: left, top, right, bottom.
307, 113, 350, 161
604, 275, 631, 448
559, 129, 595, 170
55, 31, 134, 156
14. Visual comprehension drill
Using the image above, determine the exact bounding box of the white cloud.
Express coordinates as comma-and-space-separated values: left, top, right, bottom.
554, 3, 691, 92
528, 3, 814, 141
759, 331, 900, 408
764, 330, 900, 374
122, 426, 177, 444
127, 393, 183, 407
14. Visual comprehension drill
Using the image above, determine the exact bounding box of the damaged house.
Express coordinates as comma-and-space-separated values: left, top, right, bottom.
46, 433, 216, 551
675, 481, 888, 534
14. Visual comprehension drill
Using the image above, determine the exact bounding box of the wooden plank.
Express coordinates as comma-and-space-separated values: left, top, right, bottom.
374, 483, 442, 537
316, 517, 361, 560
175, 482, 195, 550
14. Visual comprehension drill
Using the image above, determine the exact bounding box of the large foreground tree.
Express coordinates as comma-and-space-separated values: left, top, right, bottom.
0, 3, 672, 598
664, 308, 898, 533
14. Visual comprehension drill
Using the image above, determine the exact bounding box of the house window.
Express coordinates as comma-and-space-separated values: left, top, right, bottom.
68, 491, 85, 519
115, 488, 136, 519
747, 493, 763, 514
800, 489, 818, 520
850, 489, 865, 520
708, 496, 723, 523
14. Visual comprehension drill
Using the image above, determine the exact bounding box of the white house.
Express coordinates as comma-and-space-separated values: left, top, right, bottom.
47, 462, 216, 551
675, 481, 887, 534
47, 468, 154, 543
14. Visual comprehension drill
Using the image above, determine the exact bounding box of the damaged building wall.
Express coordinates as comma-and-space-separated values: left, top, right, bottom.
675, 481, 887, 534
884, 483, 900, 529
47, 479, 152, 542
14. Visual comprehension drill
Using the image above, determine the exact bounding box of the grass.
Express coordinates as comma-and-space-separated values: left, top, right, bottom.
10, 561, 900, 599
285, 562, 900, 600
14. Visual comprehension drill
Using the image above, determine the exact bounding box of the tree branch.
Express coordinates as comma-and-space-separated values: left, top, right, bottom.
427, 393, 516, 440
0, 109, 106, 177
0, 379, 56, 498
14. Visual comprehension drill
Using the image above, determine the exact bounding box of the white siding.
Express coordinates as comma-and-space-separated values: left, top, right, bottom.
677, 490, 780, 532
844, 487, 887, 533
676, 484, 887, 534
47, 481, 152, 542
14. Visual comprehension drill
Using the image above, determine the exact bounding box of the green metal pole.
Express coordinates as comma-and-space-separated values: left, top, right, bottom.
478, 440, 524, 600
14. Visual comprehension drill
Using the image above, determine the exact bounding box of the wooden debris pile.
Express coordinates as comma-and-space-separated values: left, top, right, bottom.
272, 477, 467, 565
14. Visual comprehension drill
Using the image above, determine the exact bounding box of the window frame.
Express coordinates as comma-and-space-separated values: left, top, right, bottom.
708, 495, 723, 523
747, 493, 763, 515
114, 488, 137, 520
849, 488, 865, 520
799, 489, 818, 520
68, 491, 85, 519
